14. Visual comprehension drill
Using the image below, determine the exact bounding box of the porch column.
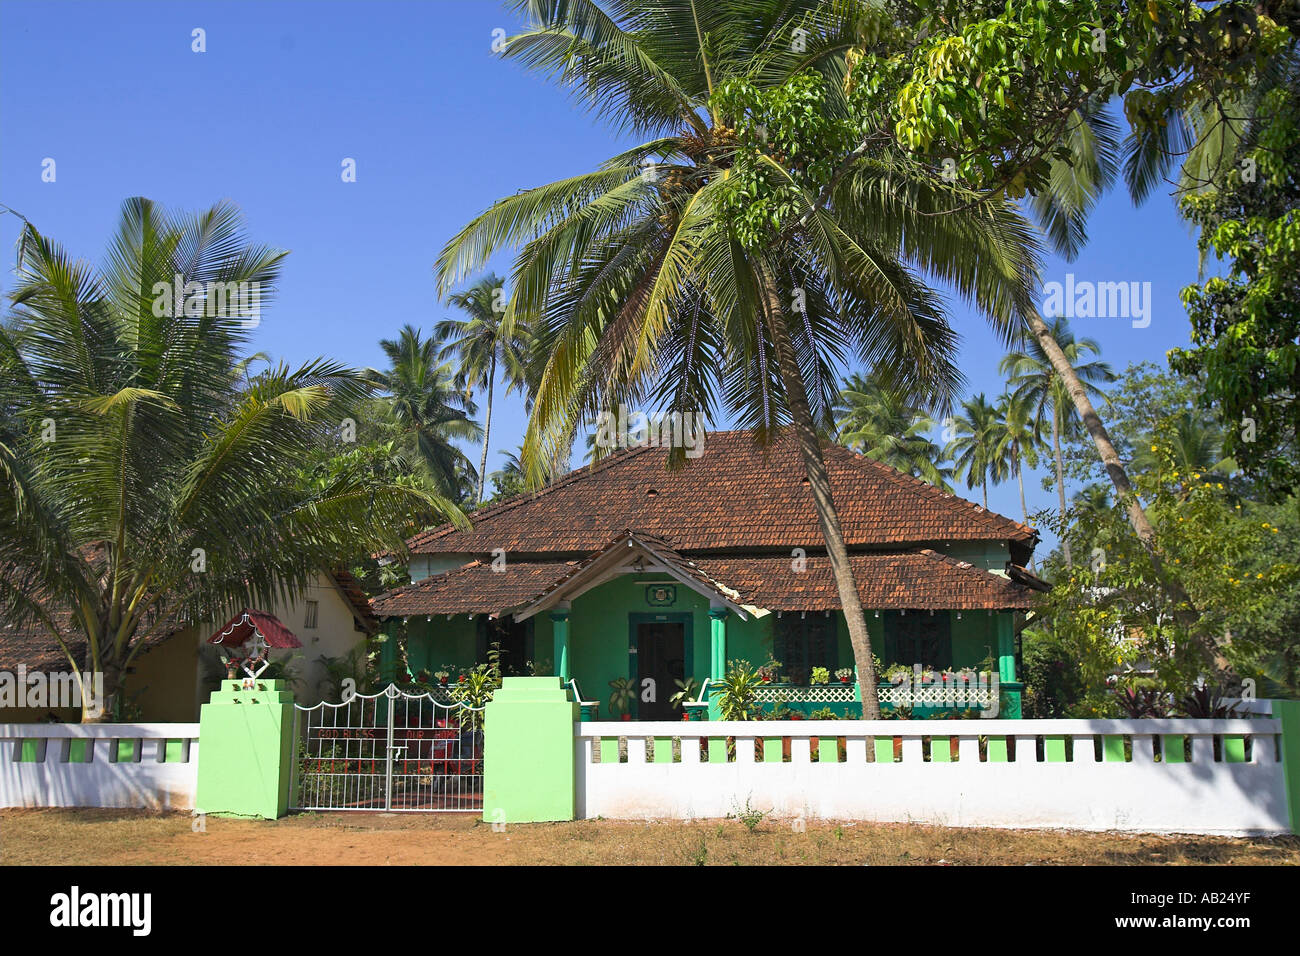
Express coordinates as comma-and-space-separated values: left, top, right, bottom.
550, 606, 571, 681
708, 606, 729, 680
995, 611, 1022, 718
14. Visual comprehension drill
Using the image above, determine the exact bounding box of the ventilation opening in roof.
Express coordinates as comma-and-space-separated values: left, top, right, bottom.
646, 487, 658, 497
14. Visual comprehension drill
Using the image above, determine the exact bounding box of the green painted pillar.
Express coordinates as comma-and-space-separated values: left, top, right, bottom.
708, 607, 729, 679
196, 678, 296, 819
482, 676, 579, 823
1276, 699, 1300, 834
995, 612, 1016, 682
550, 608, 570, 681
707, 607, 728, 720
995, 612, 1022, 718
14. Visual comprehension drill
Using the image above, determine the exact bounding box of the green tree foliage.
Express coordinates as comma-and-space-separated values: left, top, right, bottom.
0, 199, 450, 717
365, 324, 483, 503
434, 273, 533, 504
943, 393, 1001, 510
834, 371, 952, 491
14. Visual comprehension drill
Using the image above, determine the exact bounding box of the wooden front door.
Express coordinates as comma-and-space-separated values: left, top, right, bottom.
635, 621, 685, 720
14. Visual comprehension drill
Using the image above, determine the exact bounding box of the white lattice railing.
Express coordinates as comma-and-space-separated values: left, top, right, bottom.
750, 681, 996, 708
753, 684, 857, 704
878, 683, 994, 708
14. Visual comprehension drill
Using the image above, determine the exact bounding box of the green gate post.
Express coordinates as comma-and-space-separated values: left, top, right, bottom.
196, 678, 296, 819
1276, 699, 1300, 834
482, 676, 579, 824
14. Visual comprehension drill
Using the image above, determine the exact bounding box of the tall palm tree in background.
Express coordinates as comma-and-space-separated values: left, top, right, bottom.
1000, 317, 1115, 566
435, 273, 532, 504
836, 371, 952, 491
367, 325, 483, 502
437, 1, 1053, 718
0, 199, 445, 718
991, 391, 1043, 527
944, 394, 1001, 510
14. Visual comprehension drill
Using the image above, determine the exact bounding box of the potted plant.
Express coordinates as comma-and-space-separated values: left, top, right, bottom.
716, 660, 763, 721
608, 677, 637, 721
835, 667, 853, 684
757, 658, 782, 683
670, 676, 701, 720
809, 666, 830, 685
434, 669, 450, 686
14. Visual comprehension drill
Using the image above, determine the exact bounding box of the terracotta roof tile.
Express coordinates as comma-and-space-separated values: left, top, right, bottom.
407, 431, 1035, 556
370, 549, 1041, 617
695, 551, 1043, 611
370, 560, 578, 617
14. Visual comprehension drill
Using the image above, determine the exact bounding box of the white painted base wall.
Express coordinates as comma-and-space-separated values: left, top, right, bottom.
0, 723, 200, 811
576, 718, 1288, 836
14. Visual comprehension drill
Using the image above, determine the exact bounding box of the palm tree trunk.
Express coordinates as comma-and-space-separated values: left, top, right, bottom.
1025, 314, 1232, 682
477, 355, 495, 504
1015, 452, 1036, 573
757, 265, 880, 720
1052, 407, 1072, 567
1029, 313, 1154, 551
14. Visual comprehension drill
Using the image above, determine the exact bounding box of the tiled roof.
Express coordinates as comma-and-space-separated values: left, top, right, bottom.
694, 551, 1045, 611
370, 549, 1043, 617
0, 613, 179, 674
407, 430, 1035, 556
370, 560, 579, 617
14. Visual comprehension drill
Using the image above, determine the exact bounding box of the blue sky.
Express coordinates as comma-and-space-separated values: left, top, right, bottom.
0, 0, 1209, 550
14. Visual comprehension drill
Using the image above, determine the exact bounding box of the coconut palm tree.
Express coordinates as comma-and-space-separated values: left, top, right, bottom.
0, 198, 450, 719
944, 395, 1002, 510
434, 1, 1054, 718
367, 325, 483, 502
836, 372, 952, 491
434, 274, 533, 504
1000, 317, 1115, 566
990, 390, 1044, 530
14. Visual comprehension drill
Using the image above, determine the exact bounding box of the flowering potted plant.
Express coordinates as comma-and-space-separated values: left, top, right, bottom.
756, 658, 782, 683
434, 670, 450, 686
835, 667, 853, 684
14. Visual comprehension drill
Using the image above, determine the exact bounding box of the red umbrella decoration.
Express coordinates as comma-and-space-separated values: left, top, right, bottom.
208, 610, 302, 681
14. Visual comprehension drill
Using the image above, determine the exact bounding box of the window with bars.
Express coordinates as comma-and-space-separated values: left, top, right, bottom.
773, 614, 837, 684
303, 600, 319, 629
882, 611, 951, 669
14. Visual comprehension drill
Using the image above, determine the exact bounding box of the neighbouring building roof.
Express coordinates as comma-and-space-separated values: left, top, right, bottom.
2, 568, 376, 674
405, 431, 1037, 559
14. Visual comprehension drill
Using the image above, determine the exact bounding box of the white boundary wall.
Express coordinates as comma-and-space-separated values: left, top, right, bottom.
0, 723, 200, 810
576, 718, 1288, 835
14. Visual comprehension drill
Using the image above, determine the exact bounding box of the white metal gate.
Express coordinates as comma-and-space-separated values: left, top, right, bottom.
292, 684, 484, 812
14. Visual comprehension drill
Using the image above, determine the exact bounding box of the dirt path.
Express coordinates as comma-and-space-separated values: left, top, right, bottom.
3, 809, 1297, 866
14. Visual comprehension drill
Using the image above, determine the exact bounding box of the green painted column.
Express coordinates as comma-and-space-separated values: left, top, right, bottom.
995, 612, 1022, 719
551, 608, 570, 682
1276, 699, 1300, 834
708, 607, 729, 678
196, 678, 296, 819
482, 676, 579, 823
707, 607, 728, 720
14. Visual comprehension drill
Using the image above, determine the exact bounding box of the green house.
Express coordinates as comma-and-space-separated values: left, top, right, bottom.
372, 431, 1046, 719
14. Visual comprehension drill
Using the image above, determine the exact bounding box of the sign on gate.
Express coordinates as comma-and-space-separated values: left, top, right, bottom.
292, 684, 484, 812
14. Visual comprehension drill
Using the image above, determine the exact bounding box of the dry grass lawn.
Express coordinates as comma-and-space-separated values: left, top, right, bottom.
3, 808, 1297, 866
